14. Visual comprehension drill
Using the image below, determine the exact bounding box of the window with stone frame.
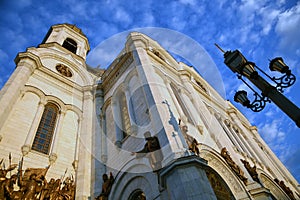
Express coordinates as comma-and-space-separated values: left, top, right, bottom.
62, 38, 77, 54
119, 92, 131, 139
170, 83, 193, 124
32, 103, 58, 154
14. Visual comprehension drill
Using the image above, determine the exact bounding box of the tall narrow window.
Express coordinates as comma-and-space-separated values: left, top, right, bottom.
170, 83, 193, 124
32, 103, 59, 154
62, 38, 77, 54
119, 93, 131, 139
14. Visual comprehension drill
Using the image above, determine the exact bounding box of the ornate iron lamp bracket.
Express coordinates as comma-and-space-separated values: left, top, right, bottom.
237, 74, 271, 112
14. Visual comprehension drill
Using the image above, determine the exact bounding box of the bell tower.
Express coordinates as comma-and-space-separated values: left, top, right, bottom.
41, 23, 90, 60
0, 23, 95, 199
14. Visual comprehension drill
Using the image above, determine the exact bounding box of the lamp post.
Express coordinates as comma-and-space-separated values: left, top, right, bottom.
215, 44, 300, 128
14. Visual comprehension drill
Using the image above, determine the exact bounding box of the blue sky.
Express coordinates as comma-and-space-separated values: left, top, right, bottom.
0, 0, 299, 183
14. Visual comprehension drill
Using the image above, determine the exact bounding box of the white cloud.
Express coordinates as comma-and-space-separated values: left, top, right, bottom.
0, 49, 9, 61
141, 12, 155, 26
114, 8, 132, 25
259, 119, 286, 145
275, 2, 300, 53
258, 6, 281, 35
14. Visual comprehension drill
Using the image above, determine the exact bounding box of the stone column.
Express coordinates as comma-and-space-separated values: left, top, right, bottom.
111, 99, 123, 148
124, 86, 138, 135
74, 117, 82, 163
76, 88, 94, 200
164, 79, 185, 122
100, 112, 107, 163
249, 126, 298, 186
49, 109, 66, 164
179, 74, 206, 134
22, 99, 46, 156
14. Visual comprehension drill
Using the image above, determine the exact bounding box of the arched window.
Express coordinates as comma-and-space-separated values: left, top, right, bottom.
170, 83, 193, 124
62, 38, 77, 54
32, 103, 59, 154
119, 92, 131, 139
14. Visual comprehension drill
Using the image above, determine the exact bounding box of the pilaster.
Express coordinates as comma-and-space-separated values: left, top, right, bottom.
76, 88, 94, 199
22, 99, 47, 156
127, 35, 187, 164
0, 53, 40, 129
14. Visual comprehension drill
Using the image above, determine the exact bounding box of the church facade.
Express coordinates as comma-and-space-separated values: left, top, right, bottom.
0, 23, 299, 199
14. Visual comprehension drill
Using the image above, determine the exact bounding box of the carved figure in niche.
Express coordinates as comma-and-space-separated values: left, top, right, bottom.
132, 132, 163, 171
240, 159, 260, 183
221, 147, 247, 184
56, 64, 72, 77
274, 178, 296, 200
95, 172, 114, 200
179, 119, 200, 156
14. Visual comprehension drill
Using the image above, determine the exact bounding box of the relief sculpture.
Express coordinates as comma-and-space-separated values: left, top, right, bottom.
220, 147, 247, 185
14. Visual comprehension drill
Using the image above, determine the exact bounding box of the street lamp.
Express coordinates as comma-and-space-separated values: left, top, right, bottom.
215, 44, 300, 128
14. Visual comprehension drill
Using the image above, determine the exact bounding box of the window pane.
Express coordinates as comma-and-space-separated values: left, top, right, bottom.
32, 103, 58, 154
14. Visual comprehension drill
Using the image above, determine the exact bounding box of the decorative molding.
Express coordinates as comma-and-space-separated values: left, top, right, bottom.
260, 174, 290, 199
49, 153, 58, 165
21, 145, 31, 156
200, 146, 247, 196
56, 63, 73, 77
72, 160, 79, 171
102, 52, 133, 94
204, 153, 243, 193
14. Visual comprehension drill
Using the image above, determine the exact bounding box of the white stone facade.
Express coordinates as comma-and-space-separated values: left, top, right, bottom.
0, 24, 299, 200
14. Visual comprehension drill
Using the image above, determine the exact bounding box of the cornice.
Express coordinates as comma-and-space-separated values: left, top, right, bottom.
101, 52, 133, 94
14, 51, 43, 72
38, 42, 86, 64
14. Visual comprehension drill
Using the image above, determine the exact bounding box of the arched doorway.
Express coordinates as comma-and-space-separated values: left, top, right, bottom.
206, 169, 235, 200
128, 189, 146, 200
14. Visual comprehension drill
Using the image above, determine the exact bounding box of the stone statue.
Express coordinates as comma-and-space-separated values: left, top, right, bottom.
179, 119, 200, 156
96, 172, 114, 200
274, 178, 296, 200
221, 147, 247, 184
240, 159, 259, 183
132, 132, 163, 171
